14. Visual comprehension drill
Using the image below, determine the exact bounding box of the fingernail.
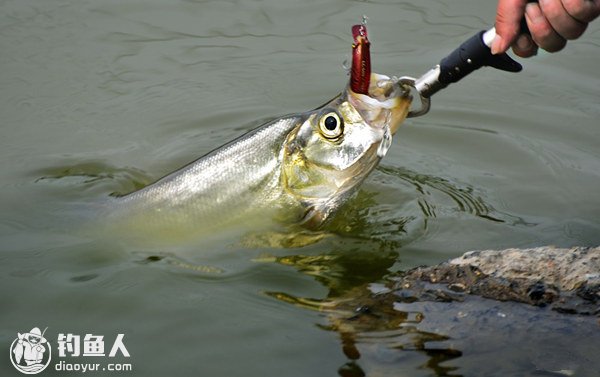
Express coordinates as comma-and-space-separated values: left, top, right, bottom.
491, 35, 503, 55
525, 2, 544, 23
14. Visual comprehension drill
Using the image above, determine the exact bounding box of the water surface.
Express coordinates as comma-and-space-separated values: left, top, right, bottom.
1, 0, 599, 376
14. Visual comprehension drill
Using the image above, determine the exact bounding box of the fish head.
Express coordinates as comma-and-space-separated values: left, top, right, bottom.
282, 73, 412, 227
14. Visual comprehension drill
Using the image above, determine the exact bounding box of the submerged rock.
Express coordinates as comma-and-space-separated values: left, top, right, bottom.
319, 246, 600, 376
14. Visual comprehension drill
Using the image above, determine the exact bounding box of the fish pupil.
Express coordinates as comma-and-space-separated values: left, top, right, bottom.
324, 116, 338, 131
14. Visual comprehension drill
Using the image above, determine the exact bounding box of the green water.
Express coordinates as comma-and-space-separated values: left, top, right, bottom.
1, 0, 599, 376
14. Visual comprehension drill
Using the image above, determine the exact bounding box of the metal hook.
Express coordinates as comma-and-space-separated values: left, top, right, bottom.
397, 76, 431, 118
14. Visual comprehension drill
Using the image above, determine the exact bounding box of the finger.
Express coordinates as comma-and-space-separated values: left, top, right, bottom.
525, 2, 568, 52
512, 33, 539, 57
562, 0, 600, 23
493, 0, 530, 54
539, 0, 588, 39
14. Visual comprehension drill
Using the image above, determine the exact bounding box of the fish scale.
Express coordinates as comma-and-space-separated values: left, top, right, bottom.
108, 116, 304, 234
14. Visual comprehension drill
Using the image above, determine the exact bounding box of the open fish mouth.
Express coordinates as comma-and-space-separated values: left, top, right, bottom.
347, 73, 411, 136
349, 22, 411, 136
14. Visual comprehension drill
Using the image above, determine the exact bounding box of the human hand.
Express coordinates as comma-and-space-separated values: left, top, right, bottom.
492, 0, 600, 57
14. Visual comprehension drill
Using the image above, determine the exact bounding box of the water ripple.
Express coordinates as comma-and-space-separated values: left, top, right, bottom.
33, 161, 154, 198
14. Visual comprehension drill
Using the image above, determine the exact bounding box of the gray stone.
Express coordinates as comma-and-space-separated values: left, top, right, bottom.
451, 246, 600, 292
395, 246, 600, 315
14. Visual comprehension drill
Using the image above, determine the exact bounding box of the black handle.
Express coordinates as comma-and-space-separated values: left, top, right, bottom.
438, 30, 522, 87
436, 0, 540, 87
413, 3, 539, 101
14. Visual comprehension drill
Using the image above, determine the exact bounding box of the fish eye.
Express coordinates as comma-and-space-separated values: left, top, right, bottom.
318, 112, 344, 139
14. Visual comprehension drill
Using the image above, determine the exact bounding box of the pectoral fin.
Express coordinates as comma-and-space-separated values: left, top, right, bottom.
300, 205, 330, 229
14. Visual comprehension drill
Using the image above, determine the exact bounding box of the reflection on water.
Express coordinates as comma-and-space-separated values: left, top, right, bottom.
266, 275, 464, 376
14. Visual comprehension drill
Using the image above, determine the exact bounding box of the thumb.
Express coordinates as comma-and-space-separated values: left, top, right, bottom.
492, 0, 529, 54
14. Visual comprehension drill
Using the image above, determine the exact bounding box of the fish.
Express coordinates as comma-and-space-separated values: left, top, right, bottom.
13, 333, 24, 364
105, 24, 412, 239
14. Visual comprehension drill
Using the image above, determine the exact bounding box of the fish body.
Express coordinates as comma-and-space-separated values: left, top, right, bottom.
109, 116, 302, 236
106, 75, 411, 239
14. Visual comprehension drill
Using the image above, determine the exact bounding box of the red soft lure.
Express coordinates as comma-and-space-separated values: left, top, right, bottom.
350, 24, 371, 95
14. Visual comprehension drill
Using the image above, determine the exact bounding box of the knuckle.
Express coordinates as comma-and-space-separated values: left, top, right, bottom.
562, 0, 600, 22
562, 23, 587, 40
532, 22, 555, 40
512, 46, 538, 58
545, 41, 567, 52
531, 25, 567, 51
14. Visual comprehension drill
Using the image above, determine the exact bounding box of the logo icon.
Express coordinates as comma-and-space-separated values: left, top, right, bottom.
9, 327, 52, 375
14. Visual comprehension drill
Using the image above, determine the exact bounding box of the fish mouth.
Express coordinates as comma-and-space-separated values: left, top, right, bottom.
347, 73, 412, 135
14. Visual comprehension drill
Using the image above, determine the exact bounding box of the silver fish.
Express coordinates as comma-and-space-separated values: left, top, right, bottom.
106, 74, 412, 239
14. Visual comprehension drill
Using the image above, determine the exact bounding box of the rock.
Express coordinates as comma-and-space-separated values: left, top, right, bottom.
395, 246, 600, 315
451, 246, 600, 291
